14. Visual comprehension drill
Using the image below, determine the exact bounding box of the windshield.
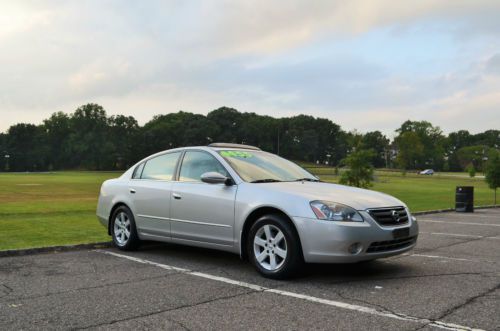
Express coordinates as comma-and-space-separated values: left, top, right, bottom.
218, 150, 317, 183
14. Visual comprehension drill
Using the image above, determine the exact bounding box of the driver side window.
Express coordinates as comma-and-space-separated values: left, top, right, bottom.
179, 151, 229, 182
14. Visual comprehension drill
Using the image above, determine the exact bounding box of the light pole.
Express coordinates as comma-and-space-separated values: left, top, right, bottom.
4, 154, 10, 171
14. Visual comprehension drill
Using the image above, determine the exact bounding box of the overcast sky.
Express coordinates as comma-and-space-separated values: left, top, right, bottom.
1, 1, 499, 136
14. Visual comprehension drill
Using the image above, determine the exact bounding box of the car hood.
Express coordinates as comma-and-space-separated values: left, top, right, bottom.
255, 181, 406, 210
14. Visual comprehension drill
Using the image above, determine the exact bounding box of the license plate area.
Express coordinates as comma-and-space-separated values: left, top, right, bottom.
393, 227, 410, 239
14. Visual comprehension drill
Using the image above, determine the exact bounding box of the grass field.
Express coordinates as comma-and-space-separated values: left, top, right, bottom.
0, 172, 116, 250
0, 169, 496, 251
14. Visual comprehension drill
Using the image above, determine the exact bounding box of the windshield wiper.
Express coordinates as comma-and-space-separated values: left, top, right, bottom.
294, 178, 320, 182
250, 179, 283, 183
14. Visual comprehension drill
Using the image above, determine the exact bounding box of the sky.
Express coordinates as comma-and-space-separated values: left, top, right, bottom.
1, 0, 499, 136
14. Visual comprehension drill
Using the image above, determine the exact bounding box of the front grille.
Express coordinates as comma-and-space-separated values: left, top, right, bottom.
367, 236, 417, 253
368, 206, 409, 226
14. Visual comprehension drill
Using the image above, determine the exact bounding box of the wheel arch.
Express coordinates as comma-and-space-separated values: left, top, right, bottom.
240, 206, 303, 261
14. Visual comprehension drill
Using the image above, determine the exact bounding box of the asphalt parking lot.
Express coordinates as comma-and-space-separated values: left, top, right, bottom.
1, 209, 499, 330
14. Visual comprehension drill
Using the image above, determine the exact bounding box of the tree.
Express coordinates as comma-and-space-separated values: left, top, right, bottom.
339, 149, 375, 188
43, 112, 72, 170
0, 133, 7, 171
485, 153, 500, 205
456, 145, 491, 172
472, 130, 500, 148
6, 123, 48, 171
67, 103, 111, 170
206, 107, 242, 143
445, 130, 473, 171
108, 115, 140, 169
360, 131, 390, 168
394, 131, 424, 171
143, 111, 217, 157
396, 120, 445, 170
466, 164, 476, 178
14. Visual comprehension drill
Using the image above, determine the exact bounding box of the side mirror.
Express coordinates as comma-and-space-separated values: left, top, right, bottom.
201, 172, 233, 185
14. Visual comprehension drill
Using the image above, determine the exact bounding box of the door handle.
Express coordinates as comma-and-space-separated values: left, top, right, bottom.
129, 188, 136, 194
172, 193, 181, 200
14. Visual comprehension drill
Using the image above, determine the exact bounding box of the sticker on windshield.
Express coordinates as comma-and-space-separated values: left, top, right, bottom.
220, 151, 253, 158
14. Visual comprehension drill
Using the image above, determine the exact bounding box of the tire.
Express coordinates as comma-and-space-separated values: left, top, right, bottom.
111, 205, 140, 251
247, 214, 303, 279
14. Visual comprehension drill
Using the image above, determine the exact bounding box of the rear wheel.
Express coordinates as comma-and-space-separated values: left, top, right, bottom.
111, 206, 140, 250
247, 214, 303, 279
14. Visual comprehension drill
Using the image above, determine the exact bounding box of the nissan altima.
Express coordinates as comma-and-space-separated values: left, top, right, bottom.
96, 143, 418, 279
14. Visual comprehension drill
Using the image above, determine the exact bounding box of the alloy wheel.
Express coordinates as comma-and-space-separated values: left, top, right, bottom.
253, 224, 287, 271
113, 211, 131, 246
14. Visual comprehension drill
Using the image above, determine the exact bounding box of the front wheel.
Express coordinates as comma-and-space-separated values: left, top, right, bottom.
111, 206, 140, 250
247, 214, 303, 279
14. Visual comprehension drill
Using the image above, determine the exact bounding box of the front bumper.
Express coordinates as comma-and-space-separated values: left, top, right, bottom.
293, 211, 419, 263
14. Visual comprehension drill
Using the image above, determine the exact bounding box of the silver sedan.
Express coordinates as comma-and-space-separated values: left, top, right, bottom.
97, 143, 418, 279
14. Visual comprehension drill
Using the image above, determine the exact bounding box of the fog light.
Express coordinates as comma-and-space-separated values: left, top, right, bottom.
348, 242, 363, 255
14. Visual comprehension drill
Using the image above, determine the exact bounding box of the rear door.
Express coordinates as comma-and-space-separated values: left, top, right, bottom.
170, 150, 236, 246
129, 151, 181, 238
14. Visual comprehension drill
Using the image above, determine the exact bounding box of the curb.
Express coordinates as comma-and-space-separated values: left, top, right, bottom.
0, 241, 113, 258
413, 205, 498, 216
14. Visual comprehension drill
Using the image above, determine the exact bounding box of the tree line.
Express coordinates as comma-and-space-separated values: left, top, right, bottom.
0, 103, 498, 172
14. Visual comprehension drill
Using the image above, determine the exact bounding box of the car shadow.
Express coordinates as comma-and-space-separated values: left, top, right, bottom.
132, 241, 414, 283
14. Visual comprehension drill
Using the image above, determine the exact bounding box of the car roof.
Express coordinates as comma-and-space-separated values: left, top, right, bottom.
146, 144, 263, 159
208, 143, 261, 151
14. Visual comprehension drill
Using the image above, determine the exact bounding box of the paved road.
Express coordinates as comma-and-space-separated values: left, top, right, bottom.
1, 209, 499, 330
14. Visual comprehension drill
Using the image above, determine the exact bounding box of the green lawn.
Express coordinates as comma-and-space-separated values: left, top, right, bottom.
0, 169, 496, 251
0, 172, 118, 250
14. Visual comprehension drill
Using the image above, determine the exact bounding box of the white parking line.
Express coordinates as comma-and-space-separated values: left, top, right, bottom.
426, 232, 482, 238
419, 232, 500, 240
418, 219, 500, 227
95, 249, 484, 331
405, 253, 473, 262
448, 214, 500, 219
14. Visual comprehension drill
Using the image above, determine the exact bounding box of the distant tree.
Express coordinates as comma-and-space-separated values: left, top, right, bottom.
238, 112, 278, 153
67, 103, 111, 170
456, 145, 491, 172
108, 115, 140, 169
6, 123, 48, 171
346, 130, 363, 151
394, 131, 424, 171
485, 153, 500, 205
277, 115, 347, 164
1, 104, 499, 173
339, 149, 375, 188
466, 164, 476, 178
143, 111, 217, 157
472, 130, 500, 148
361, 131, 390, 168
43, 112, 72, 170
396, 120, 445, 170
445, 130, 473, 171
0, 133, 6, 171
206, 107, 242, 143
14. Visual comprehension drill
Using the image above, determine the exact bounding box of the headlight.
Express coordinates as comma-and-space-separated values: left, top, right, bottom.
310, 201, 364, 222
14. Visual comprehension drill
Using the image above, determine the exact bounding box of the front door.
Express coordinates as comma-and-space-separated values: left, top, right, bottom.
170, 150, 236, 246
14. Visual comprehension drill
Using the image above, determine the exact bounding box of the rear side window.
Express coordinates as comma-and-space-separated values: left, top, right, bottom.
132, 162, 145, 179
141, 152, 181, 180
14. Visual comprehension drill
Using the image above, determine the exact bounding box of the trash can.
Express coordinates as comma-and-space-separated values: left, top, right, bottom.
456, 186, 474, 212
